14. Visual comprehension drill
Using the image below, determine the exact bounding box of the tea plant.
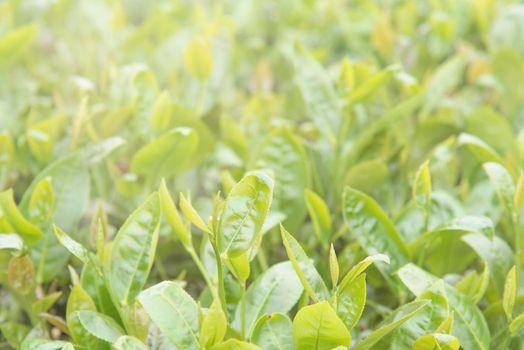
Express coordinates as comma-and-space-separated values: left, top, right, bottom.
1, 0, 524, 349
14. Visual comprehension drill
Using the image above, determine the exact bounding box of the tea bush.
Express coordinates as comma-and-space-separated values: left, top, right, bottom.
1, 0, 524, 349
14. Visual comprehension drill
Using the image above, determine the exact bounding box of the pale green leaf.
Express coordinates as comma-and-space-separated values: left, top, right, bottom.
354, 300, 429, 350
280, 226, 329, 302
251, 313, 294, 350
342, 187, 409, 282
337, 273, 366, 331
53, 226, 89, 264
254, 128, 310, 232
218, 171, 274, 257
130, 127, 198, 180
77, 310, 125, 343
233, 261, 303, 335
398, 264, 491, 350
138, 281, 199, 350
110, 192, 161, 306
305, 189, 332, 248
112, 336, 148, 350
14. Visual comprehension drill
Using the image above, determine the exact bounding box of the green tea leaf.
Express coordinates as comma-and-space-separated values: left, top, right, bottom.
412, 333, 460, 350
20, 339, 69, 350
305, 189, 332, 248
421, 55, 465, 116
345, 158, 389, 194
138, 281, 199, 350
0, 233, 24, 251
233, 261, 303, 335
342, 188, 409, 281
66, 285, 98, 349
121, 301, 149, 343
218, 171, 273, 258
462, 233, 513, 296
184, 35, 213, 81
337, 273, 366, 331
150, 91, 174, 135
292, 301, 351, 350
26, 115, 66, 164
22, 154, 90, 282
329, 244, 339, 287
350, 66, 398, 104
386, 287, 449, 349
457, 134, 507, 169
77, 310, 125, 343
130, 127, 198, 180
8, 254, 34, 295
280, 226, 329, 302
464, 107, 516, 157
80, 261, 121, 323
292, 47, 341, 138
0, 131, 15, 164
0, 322, 30, 349
110, 192, 161, 306
509, 312, 524, 337
344, 93, 423, 166
21, 154, 90, 231
201, 299, 227, 348
251, 313, 293, 350
413, 160, 431, 210
503, 266, 517, 321
32, 291, 62, 315
455, 263, 489, 303
53, 226, 89, 264
112, 336, 148, 350
159, 179, 191, 247
254, 128, 310, 232
483, 162, 516, 219
227, 251, 251, 282
0, 24, 38, 66
179, 192, 211, 234
220, 114, 249, 161
354, 300, 429, 350
213, 339, 262, 350
398, 264, 491, 350
28, 177, 54, 226
0, 189, 42, 245
339, 254, 390, 290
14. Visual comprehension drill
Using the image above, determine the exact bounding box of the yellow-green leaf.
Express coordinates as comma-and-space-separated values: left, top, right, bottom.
503, 266, 517, 321
292, 301, 351, 350
159, 179, 191, 247
184, 35, 213, 81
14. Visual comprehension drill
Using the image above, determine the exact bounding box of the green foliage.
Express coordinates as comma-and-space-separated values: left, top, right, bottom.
1, 0, 524, 349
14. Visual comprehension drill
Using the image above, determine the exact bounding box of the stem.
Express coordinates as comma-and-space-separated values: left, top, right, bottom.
240, 282, 246, 338
187, 246, 215, 295
211, 242, 227, 314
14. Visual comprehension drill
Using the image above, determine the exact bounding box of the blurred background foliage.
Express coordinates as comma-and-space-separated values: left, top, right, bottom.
2, 0, 524, 348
